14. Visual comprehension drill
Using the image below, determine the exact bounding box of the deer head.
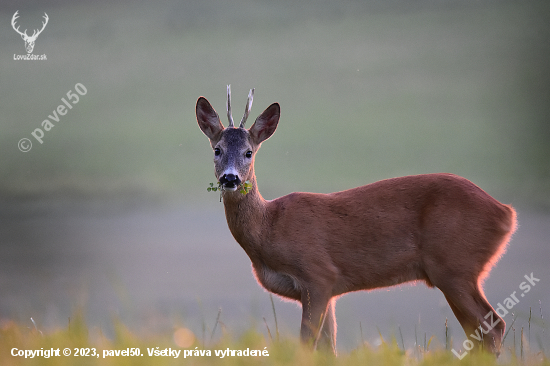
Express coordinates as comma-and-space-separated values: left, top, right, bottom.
196, 86, 280, 191
12, 11, 49, 54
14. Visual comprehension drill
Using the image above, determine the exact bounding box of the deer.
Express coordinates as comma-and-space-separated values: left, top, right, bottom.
11, 11, 49, 54
195, 86, 517, 355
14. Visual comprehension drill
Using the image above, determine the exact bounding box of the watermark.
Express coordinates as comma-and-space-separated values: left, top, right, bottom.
451, 272, 540, 359
10, 347, 269, 359
14, 54, 47, 61
11, 11, 48, 60
18, 83, 87, 152
18, 138, 32, 152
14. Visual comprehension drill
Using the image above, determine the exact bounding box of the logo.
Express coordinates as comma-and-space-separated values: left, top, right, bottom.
12, 10, 48, 60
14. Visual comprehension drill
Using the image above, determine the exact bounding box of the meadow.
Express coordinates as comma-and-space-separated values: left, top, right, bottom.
1, 306, 549, 366
1, 0, 549, 364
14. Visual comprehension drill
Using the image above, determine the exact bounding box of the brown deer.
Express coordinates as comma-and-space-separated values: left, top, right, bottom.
195, 86, 516, 354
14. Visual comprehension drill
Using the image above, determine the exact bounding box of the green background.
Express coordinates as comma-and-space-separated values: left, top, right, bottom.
1, 0, 549, 208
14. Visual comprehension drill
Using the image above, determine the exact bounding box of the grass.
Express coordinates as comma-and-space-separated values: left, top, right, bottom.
1, 310, 548, 366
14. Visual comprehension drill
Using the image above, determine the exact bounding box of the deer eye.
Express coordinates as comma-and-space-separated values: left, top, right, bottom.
245, 151, 253, 158
214, 148, 221, 156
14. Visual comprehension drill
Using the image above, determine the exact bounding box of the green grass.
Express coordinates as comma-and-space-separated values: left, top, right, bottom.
1, 312, 548, 366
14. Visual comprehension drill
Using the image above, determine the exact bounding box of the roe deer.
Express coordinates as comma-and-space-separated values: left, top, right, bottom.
195, 86, 516, 354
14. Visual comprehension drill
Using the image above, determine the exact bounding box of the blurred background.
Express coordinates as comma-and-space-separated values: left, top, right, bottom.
0, 0, 548, 353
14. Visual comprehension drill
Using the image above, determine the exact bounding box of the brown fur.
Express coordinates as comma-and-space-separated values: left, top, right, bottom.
196, 93, 517, 354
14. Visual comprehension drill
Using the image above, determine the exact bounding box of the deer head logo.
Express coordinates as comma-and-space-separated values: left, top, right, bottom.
11, 11, 49, 54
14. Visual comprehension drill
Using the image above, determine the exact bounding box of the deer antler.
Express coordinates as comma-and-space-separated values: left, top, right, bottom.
239, 88, 254, 128
11, 11, 48, 40
226, 85, 234, 127
226, 86, 255, 128
31, 13, 49, 39
11, 11, 27, 37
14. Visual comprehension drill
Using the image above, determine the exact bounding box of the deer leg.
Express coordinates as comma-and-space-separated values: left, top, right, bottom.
300, 288, 332, 351
317, 298, 337, 354
440, 283, 505, 354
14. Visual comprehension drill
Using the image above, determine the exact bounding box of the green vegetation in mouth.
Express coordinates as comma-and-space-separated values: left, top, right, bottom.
208, 180, 252, 202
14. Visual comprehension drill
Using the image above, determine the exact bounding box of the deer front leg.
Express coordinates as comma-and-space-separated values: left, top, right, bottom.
300, 288, 333, 352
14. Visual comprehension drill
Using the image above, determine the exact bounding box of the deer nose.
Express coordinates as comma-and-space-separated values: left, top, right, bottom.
219, 173, 241, 189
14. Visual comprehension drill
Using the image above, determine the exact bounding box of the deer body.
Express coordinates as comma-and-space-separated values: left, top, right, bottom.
196, 87, 516, 354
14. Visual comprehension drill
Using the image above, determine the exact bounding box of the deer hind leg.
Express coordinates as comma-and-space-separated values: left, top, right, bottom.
440, 281, 505, 354
300, 288, 335, 353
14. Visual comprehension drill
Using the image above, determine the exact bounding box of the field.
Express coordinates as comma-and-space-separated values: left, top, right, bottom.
1, 0, 549, 364
1, 309, 549, 365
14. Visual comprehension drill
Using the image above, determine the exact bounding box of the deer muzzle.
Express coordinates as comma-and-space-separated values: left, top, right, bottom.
219, 173, 241, 190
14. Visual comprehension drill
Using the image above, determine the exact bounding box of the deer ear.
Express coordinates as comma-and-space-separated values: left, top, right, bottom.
196, 97, 224, 142
249, 103, 280, 144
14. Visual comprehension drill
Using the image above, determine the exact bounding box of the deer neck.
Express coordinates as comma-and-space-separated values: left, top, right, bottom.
221, 170, 268, 258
